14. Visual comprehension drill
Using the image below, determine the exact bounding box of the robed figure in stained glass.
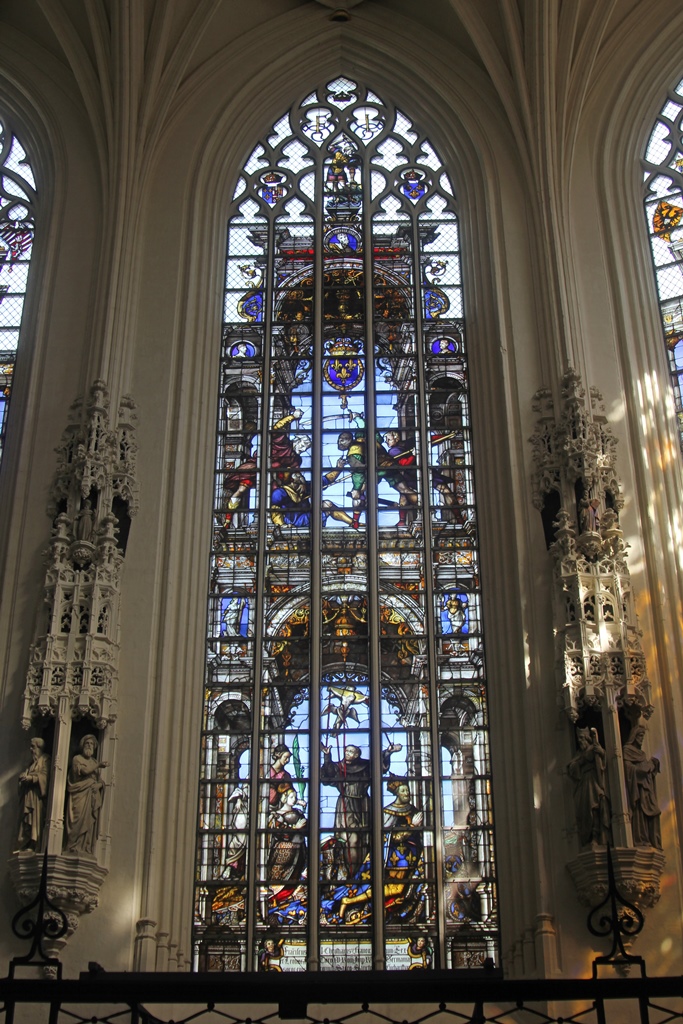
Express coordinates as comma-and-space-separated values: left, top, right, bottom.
267, 784, 307, 881
382, 779, 426, 923
320, 741, 401, 876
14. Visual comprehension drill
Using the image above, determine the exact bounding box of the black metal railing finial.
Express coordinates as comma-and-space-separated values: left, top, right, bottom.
588, 845, 646, 977
9, 851, 68, 976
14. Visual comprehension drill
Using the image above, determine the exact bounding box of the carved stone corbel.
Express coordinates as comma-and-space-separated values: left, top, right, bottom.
566, 846, 666, 910
9, 851, 107, 958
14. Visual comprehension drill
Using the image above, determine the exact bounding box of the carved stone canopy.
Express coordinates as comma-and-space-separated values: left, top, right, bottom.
10, 380, 139, 957
530, 368, 663, 928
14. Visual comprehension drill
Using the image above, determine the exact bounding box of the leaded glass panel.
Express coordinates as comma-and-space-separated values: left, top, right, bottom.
644, 77, 683, 451
0, 115, 35, 466
195, 78, 498, 972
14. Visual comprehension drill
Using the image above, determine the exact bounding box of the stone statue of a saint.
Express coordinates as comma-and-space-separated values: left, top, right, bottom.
65, 734, 108, 855
567, 727, 611, 847
17, 737, 50, 851
75, 499, 95, 542
580, 497, 601, 534
623, 724, 662, 849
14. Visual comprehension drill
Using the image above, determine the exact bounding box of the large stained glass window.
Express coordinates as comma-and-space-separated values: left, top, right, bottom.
0, 114, 35, 466
644, 76, 683, 451
194, 78, 498, 973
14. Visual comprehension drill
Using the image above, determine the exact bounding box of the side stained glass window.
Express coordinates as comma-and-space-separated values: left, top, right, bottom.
195, 78, 499, 973
644, 76, 683, 450
0, 115, 35, 465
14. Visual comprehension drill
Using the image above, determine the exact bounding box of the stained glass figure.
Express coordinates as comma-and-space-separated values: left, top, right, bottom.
0, 115, 35, 468
643, 79, 683, 451
196, 79, 498, 973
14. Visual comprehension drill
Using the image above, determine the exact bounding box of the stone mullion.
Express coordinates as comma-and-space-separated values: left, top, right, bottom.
306, 148, 324, 972
361, 149, 384, 972
245, 211, 276, 967
594, 566, 633, 848
410, 211, 447, 969
98, 727, 117, 867
79, 629, 94, 716
602, 678, 632, 848
44, 693, 72, 856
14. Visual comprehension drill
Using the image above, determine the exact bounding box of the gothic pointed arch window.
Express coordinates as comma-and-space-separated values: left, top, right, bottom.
643, 75, 683, 453
195, 78, 498, 972
0, 114, 35, 466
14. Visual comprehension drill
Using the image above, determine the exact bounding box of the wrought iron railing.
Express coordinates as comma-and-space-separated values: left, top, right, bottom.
2, 967, 683, 1024
2, 852, 682, 1024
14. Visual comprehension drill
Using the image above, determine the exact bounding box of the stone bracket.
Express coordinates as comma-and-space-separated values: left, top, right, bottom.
9, 851, 108, 958
567, 845, 665, 910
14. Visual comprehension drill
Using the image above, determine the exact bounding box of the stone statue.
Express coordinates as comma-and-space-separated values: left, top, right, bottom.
567, 727, 611, 846
17, 737, 50, 851
623, 724, 662, 849
65, 734, 108, 855
75, 499, 95, 542
580, 497, 601, 534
